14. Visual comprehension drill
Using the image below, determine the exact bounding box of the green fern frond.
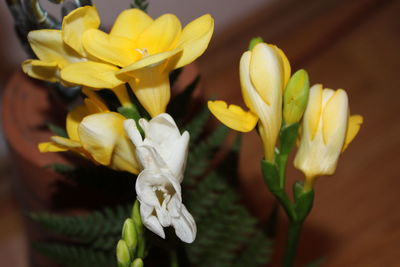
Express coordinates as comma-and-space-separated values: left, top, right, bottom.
30, 204, 130, 246
183, 106, 210, 143
130, 0, 148, 11
168, 76, 200, 120
185, 125, 229, 183
33, 242, 116, 267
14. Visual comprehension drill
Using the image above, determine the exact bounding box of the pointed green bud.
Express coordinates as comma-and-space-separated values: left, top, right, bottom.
132, 200, 143, 235
122, 218, 137, 257
293, 181, 314, 221
117, 240, 131, 267
283, 69, 310, 125
249, 37, 264, 50
131, 258, 144, 267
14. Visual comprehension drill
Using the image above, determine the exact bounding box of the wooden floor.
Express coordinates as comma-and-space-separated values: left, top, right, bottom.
1, 0, 399, 266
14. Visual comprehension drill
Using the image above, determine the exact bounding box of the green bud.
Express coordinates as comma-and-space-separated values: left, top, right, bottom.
132, 200, 143, 235
117, 240, 131, 267
249, 37, 264, 50
283, 69, 310, 125
122, 218, 137, 257
131, 258, 144, 267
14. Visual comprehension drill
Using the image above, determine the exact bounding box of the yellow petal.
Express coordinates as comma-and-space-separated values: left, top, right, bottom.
27, 30, 81, 67
322, 89, 348, 146
171, 14, 214, 69
38, 142, 68, 152
61, 61, 125, 89
110, 8, 153, 40
127, 71, 170, 118
250, 43, 284, 105
66, 105, 90, 141
62, 6, 100, 56
136, 13, 181, 55
306, 84, 323, 140
51, 136, 82, 148
272, 45, 291, 89
208, 100, 258, 132
117, 48, 182, 77
82, 87, 108, 113
78, 112, 126, 165
22, 60, 60, 83
110, 135, 140, 174
342, 115, 363, 151
82, 29, 140, 66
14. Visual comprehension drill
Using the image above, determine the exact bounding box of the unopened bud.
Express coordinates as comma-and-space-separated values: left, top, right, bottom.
122, 218, 137, 257
131, 258, 144, 267
283, 69, 310, 125
248, 37, 264, 50
117, 240, 131, 267
132, 200, 143, 236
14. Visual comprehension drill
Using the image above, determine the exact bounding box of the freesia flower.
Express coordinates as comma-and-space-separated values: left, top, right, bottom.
294, 84, 363, 191
124, 114, 196, 243
60, 7, 214, 117
39, 88, 140, 174
208, 42, 290, 161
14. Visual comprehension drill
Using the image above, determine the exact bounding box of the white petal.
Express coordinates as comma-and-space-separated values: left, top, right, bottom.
135, 145, 167, 171
124, 119, 144, 147
135, 169, 165, 207
140, 202, 165, 239
172, 204, 197, 243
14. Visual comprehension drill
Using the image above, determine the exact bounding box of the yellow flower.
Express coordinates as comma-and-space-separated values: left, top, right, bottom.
294, 84, 363, 190
60, 7, 214, 117
21, 6, 100, 84
208, 42, 290, 162
39, 88, 140, 174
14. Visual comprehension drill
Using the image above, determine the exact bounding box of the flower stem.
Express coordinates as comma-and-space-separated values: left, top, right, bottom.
282, 221, 303, 267
170, 250, 179, 267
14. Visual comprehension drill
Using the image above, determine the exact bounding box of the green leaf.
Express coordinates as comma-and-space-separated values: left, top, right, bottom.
260, 160, 280, 192
130, 0, 149, 12
118, 106, 141, 121
47, 122, 67, 138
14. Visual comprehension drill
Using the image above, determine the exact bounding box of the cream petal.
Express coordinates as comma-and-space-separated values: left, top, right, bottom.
62, 5, 100, 56
61, 61, 125, 89
140, 202, 166, 239
322, 89, 348, 146
110, 8, 153, 40
136, 13, 182, 55
170, 14, 214, 70
171, 204, 196, 243
250, 43, 283, 106
78, 112, 126, 165
27, 30, 82, 67
305, 84, 323, 140
22, 60, 60, 83
83, 29, 140, 67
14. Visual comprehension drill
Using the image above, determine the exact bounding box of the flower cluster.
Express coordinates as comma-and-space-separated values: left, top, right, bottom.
209, 40, 363, 189
28, 6, 212, 243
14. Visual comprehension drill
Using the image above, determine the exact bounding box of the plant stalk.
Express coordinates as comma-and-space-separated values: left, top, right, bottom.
282, 221, 303, 267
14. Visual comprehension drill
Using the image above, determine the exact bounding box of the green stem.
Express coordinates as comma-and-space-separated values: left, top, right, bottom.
271, 190, 297, 221
170, 250, 179, 267
282, 221, 303, 267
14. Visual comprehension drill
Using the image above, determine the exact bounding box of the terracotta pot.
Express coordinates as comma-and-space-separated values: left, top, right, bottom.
1, 65, 200, 267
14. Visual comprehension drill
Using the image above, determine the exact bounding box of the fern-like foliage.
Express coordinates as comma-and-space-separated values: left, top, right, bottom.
30, 204, 131, 250
183, 134, 272, 267
130, 0, 149, 11
33, 243, 116, 267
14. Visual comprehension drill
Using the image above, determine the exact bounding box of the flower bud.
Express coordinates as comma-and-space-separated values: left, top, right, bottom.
122, 218, 137, 257
283, 69, 310, 125
131, 258, 144, 267
294, 84, 363, 189
117, 240, 131, 267
248, 37, 264, 50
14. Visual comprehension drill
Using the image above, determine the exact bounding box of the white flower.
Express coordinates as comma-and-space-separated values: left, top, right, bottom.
124, 113, 196, 243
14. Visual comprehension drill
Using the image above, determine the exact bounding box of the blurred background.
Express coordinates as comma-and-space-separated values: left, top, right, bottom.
1, 0, 399, 266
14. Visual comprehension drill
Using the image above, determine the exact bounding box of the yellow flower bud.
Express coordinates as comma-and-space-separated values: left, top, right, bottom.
283, 69, 310, 125
294, 84, 363, 190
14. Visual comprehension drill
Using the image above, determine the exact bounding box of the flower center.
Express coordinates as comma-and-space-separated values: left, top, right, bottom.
136, 48, 149, 58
